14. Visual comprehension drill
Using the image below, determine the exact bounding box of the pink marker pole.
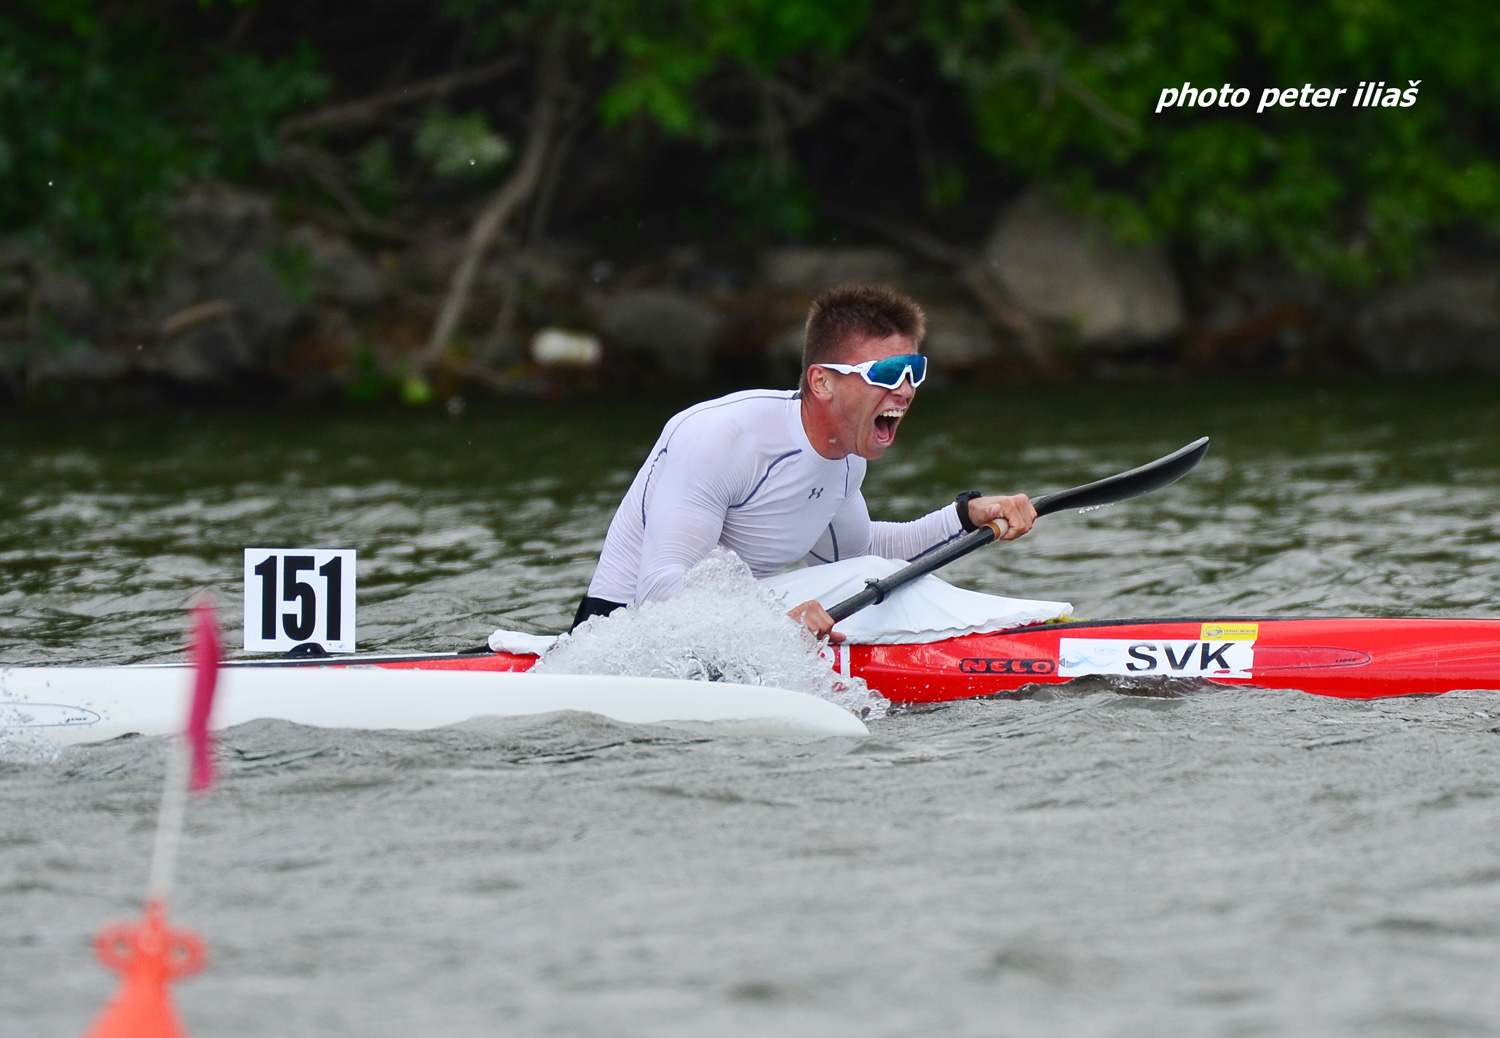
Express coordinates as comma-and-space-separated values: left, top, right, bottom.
84, 594, 221, 1037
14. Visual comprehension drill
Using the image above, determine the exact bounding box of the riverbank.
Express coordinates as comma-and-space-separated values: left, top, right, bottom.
5, 181, 1500, 409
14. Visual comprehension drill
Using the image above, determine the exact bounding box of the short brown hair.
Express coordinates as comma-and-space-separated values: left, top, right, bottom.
800, 284, 926, 392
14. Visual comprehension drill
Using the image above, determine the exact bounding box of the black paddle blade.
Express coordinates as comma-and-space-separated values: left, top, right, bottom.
1031, 436, 1209, 517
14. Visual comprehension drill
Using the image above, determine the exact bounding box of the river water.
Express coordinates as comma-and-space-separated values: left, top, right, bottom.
4, 378, 1500, 1035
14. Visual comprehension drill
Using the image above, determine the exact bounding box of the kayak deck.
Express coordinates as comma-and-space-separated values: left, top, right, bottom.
847, 617, 1500, 702
323, 617, 1500, 702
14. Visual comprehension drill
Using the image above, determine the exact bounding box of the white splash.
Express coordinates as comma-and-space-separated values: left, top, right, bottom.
0, 689, 65, 763
0, 730, 63, 765
536, 549, 887, 719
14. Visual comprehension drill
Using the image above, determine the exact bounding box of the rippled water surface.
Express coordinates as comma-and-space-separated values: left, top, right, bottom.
4, 379, 1500, 1035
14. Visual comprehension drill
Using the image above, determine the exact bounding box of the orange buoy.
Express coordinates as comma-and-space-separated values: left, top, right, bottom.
83, 899, 205, 1038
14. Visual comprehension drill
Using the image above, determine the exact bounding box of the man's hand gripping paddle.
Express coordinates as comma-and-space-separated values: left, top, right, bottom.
827, 437, 1210, 622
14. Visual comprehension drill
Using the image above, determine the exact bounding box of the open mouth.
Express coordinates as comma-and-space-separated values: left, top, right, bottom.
873, 409, 904, 445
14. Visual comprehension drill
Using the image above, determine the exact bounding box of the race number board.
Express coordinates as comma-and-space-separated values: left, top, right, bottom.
243, 548, 357, 652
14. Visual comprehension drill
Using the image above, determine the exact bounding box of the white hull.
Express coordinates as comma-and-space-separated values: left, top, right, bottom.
0, 666, 868, 744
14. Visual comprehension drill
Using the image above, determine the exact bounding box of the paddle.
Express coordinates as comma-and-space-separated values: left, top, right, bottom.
826, 436, 1210, 622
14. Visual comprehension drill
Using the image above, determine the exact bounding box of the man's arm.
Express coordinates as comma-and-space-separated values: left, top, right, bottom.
633, 432, 743, 604
819, 489, 1038, 563
816, 490, 963, 563
869, 491, 1036, 554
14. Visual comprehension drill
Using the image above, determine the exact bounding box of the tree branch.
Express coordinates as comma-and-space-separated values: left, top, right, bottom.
276, 142, 411, 242
278, 56, 524, 137
474, 96, 585, 367
420, 41, 563, 372
1000, 6, 1137, 137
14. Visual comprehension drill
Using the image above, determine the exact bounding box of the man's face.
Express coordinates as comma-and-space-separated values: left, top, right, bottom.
810, 333, 919, 460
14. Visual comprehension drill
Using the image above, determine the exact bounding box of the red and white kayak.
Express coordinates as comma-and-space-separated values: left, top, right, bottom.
348, 616, 1500, 701
8, 617, 1497, 748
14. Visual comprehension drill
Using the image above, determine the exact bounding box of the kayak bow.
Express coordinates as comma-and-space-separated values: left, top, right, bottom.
0, 668, 870, 745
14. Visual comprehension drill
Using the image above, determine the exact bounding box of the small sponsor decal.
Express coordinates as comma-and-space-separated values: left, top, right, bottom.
1058, 637, 1254, 679
0, 702, 101, 729
1200, 622, 1259, 641
959, 658, 1056, 675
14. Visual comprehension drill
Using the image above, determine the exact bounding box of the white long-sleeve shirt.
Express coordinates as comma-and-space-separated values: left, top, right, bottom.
587, 390, 965, 605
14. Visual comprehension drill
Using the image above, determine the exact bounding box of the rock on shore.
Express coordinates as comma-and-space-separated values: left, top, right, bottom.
4, 180, 1499, 404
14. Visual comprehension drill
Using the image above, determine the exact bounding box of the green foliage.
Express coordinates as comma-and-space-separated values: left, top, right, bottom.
201, 41, 329, 177
923, 0, 1500, 283
414, 108, 512, 178
449, 0, 873, 139
1, 3, 194, 284
708, 152, 817, 238
591, 0, 874, 136
923, 158, 968, 212
6, 0, 1499, 299
344, 344, 391, 403
0, 1, 326, 288
355, 138, 400, 216
400, 374, 434, 406
268, 243, 314, 304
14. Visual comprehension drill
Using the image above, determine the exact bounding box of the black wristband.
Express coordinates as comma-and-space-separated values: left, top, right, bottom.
954, 490, 983, 532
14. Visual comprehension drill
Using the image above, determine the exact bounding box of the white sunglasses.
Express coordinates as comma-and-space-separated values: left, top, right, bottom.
817, 353, 928, 389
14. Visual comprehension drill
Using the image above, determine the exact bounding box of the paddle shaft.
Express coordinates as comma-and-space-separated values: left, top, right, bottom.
826, 437, 1209, 622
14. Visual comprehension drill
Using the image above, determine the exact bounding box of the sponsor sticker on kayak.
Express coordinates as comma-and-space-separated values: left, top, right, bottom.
959, 658, 1056, 675
1200, 622, 1259, 641
1058, 637, 1254, 679
0, 702, 101, 729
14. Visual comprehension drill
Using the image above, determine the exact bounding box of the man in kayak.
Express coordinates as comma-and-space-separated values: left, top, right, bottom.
575, 284, 1037, 639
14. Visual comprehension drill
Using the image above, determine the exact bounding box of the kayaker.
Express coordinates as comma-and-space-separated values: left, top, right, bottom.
575, 284, 1037, 639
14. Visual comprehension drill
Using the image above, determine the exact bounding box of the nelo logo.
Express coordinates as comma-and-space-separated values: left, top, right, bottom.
959, 658, 1056, 675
